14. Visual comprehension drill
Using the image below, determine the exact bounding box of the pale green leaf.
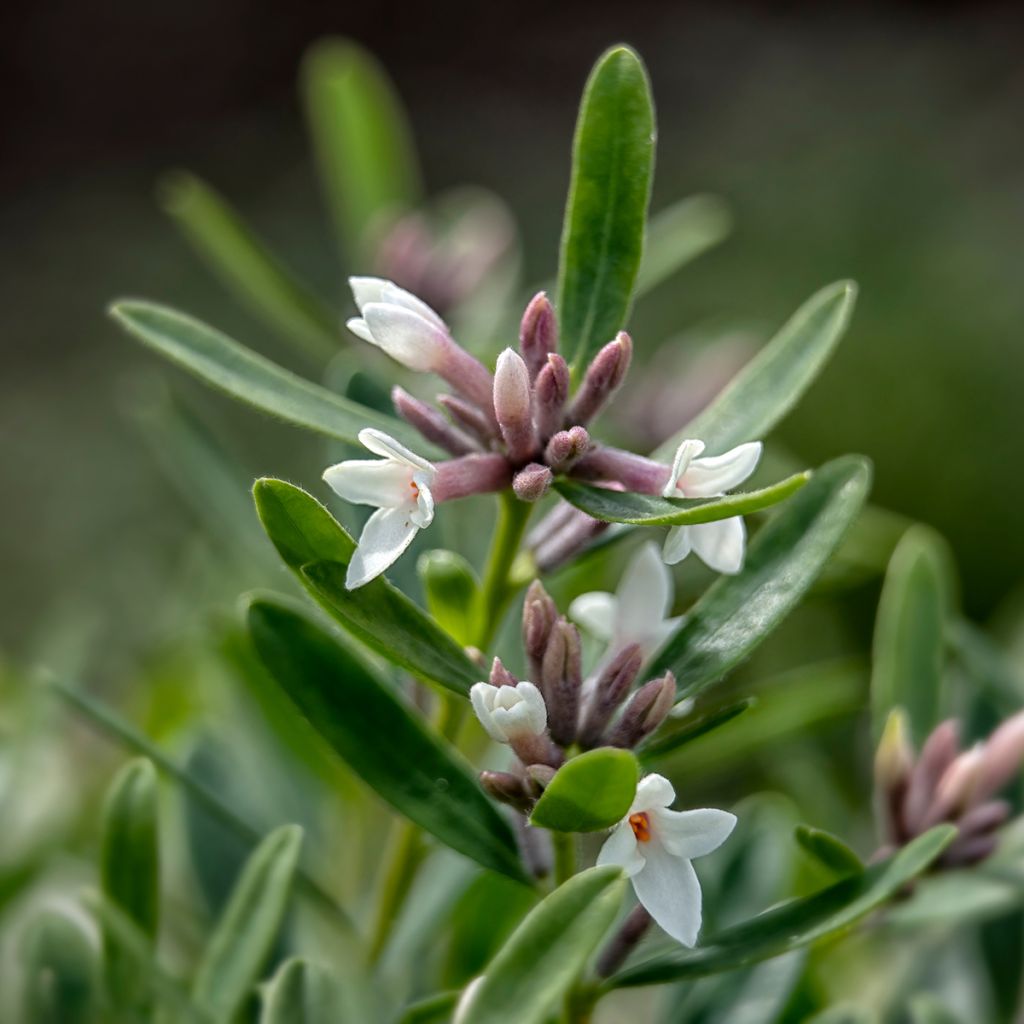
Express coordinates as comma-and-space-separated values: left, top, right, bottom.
530, 748, 638, 832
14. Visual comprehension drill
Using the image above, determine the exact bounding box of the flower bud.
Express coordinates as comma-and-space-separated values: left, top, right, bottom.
519, 291, 558, 380
578, 643, 643, 749
525, 763, 557, 792
489, 656, 517, 688
607, 672, 676, 748
432, 454, 512, 503
522, 580, 558, 679
493, 348, 538, 462
568, 331, 633, 426
438, 394, 497, 443
470, 680, 547, 744
924, 744, 985, 827
975, 709, 1024, 803
544, 426, 591, 472
392, 386, 479, 456
535, 353, 570, 441
874, 708, 914, 843
480, 769, 532, 812
902, 719, 959, 837
543, 619, 583, 747
513, 463, 553, 503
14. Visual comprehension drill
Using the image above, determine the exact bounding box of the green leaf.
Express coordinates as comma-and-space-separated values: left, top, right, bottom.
634, 194, 731, 297
109, 301, 425, 449
554, 471, 809, 527
253, 478, 480, 696
610, 825, 956, 986
395, 991, 460, 1024
460, 866, 626, 1024
246, 598, 527, 883
871, 525, 953, 746
418, 549, 480, 647
638, 698, 755, 761
192, 824, 303, 1023
99, 758, 160, 1010
159, 172, 338, 358
794, 825, 864, 879
301, 38, 420, 261
530, 748, 638, 832
650, 456, 872, 701
557, 45, 655, 369
259, 957, 351, 1024
20, 908, 102, 1024
653, 281, 857, 461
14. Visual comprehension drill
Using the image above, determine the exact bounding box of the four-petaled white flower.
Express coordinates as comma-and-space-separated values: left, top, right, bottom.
322, 428, 436, 590
661, 439, 762, 574
470, 681, 547, 743
346, 276, 450, 371
569, 541, 681, 664
598, 773, 736, 947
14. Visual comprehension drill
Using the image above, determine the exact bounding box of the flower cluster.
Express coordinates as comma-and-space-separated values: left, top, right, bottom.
322, 279, 762, 588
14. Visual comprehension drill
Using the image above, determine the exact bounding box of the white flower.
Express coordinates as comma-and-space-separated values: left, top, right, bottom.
569, 541, 681, 663
597, 773, 735, 947
346, 276, 450, 371
661, 439, 762, 574
322, 428, 436, 590
470, 681, 547, 743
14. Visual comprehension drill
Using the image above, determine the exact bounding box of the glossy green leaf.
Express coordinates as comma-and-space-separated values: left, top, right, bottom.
557, 45, 655, 369
20, 908, 101, 1024
417, 549, 480, 647
246, 598, 526, 883
635, 194, 731, 297
530, 748, 638, 832
159, 172, 338, 358
395, 991, 460, 1024
302, 38, 420, 261
253, 478, 480, 696
109, 301, 423, 449
653, 281, 858, 461
650, 456, 872, 701
460, 866, 626, 1024
610, 825, 956, 986
100, 758, 160, 1010
638, 698, 755, 761
192, 824, 303, 1022
871, 525, 953, 746
794, 825, 864, 879
260, 957, 351, 1024
554, 471, 809, 527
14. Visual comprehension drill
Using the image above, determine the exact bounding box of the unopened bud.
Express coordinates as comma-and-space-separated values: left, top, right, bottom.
941, 833, 999, 868
493, 348, 537, 462
519, 291, 558, 379
925, 745, 985, 827
489, 657, 517, 688
607, 672, 676, 748
902, 719, 959, 837
544, 620, 583, 747
435, 342, 497, 415
956, 799, 1011, 841
393, 386, 479, 456
975, 709, 1024, 804
523, 580, 558, 679
578, 644, 644, 749
535, 353, 570, 441
480, 770, 532, 813
432, 454, 512, 502
439, 394, 498, 443
568, 332, 632, 426
874, 708, 914, 844
513, 463, 553, 502
544, 426, 591, 472
526, 763, 557, 793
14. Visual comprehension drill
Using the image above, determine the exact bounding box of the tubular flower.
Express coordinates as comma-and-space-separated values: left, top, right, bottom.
597, 774, 736, 947
469, 681, 547, 743
322, 428, 436, 590
661, 439, 763, 574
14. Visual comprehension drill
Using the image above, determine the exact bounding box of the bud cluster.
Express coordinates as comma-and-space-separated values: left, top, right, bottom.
874, 708, 1024, 868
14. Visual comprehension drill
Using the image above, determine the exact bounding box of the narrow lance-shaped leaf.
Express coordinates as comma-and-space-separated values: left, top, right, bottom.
557, 45, 655, 369
794, 825, 864, 879
109, 301, 429, 451
302, 38, 421, 262
530, 748, 638, 833
246, 597, 527, 883
650, 456, 872, 701
192, 824, 304, 1023
159, 172, 339, 358
609, 825, 956, 986
554, 471, 809, 527
260, 957, 352, 1024
460, 866, 626, 1024
20, 909, 102, 1024
253, 478, 480, 696
638, 698, 755, 762
871, 525, 954, 747
653, 280, 858, 461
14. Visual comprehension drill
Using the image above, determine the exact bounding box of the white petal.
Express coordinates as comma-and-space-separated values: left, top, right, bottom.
345, 317, 375, 343
358, 428, 435, 474
517, 681, 548, 734
345, 506, 421, 589
662, 439, 706, 497
411, 474, 435, 528
362, 303, 448, 372
632, 848, 703, 947
662, 525, 693, 566
681, 442, 762, 497
493, 703, 538, 738
470, 683, 507, 742
597, 821, 646, 878
654, 807, 737, 860
690, 518, 746, 575
349, 276, 390, 311
632, 773, 676, 813
322, 459, 411, 508
617, 541, 674, 642
380, 280, 448, 331
568, 592, 618, 641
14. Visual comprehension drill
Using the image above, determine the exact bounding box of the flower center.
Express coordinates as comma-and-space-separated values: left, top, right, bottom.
410, 480, 420, 497
629, 812, 652, 843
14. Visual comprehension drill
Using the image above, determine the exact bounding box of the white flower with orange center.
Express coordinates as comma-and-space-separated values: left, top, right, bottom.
597, 773, 736, 946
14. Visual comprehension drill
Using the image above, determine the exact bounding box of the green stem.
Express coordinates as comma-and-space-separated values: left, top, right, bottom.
475, 493, 533, 651
552, 831, 577, 888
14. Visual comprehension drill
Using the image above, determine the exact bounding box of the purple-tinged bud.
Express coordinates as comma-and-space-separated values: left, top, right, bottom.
535, 353, 570, 442
510, 732, 564, 770
489, 657, 518, 688
526, 763, 557, 792
941, 833, 1000, 868
436, 343, 497, 417
522, 580, 558, 680
874, 709, 914, 843
596, 904, 653, 980
607, 673, 676, 748
578, 643, 644, 750
480, 770, 532, 813
923, 745, 985, 828
545, 426, 591, 473
572, 446, 669, 494
438, 394, 498, 444
956, 799, 1011, 841
567, 331, 633, 427
902, 719, 959, 837
392, 386, 479, 456
974, 709, 1024, 804
532, 509, 610, 573
494, 348, 538, 462
520, 291, 558, 380
432, 454, 511, 503
544, 620, 583, 747
513, 463, 553, 503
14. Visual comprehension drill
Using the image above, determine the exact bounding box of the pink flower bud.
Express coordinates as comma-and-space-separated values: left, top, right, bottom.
489, 656, 518, 688
545, 426, 591, 472
578, 643, 644, 749
535, 353, 570, 442
568, 331, 633, 426
902, 719, 959, 837
519, 291, 558, 380
607, 672, 676, 748
493, 348, 538, 462
513, 463, 553, 502
432, 454, 511, 503
438, 394, 497, 443
975, 709, 1024, 803
523, 580, 558, 679
392, 386, 479, 456
543, 619, 583, 747
573, 446, 669, 494
480, 770, 532, 812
